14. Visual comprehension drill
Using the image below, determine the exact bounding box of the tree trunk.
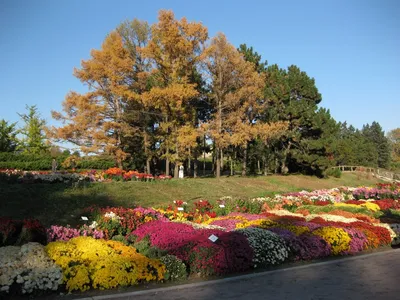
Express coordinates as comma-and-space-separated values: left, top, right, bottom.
263, 155, 268, 175
187, 148, 191, 177
216, 146, 221, 178
241, 145, 248, 176
117, 158, 123, 170
193, 156, 198, 178
230, 156, 234, 176
257, 160, 260, 174
146, 158, 151, 174
166, 157, 170, 176
281, 141, 291, 174
174, 163, 179, 179
144, 132, 150, 174
203, 136, 206, 176
220, 149, 224, 171
212, 143, 215, 173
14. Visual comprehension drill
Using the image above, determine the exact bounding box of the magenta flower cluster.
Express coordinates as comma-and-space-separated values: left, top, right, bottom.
132, 220, 253, 276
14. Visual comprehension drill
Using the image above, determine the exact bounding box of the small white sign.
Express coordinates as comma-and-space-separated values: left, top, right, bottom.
81, 216, 88, 221
219, 204, 225, 208
177, 207, 184, 211
208, 234, 218, 243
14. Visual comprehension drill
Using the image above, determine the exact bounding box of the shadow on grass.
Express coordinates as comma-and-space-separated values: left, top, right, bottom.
0, 182, 116, 227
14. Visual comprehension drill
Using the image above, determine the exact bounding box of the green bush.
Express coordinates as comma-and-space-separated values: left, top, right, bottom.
160, 255, 188, 281
0, 152, 115, 171
325, 168, 342, 178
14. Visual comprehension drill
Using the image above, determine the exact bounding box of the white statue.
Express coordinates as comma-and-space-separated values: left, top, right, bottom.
178, 165, 184, 179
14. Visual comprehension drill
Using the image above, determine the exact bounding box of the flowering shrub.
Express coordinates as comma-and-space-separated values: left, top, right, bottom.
334, 202, 380, 212
204, 215, 249, 231
353, 187, 400, 200
268, 228, 332, 260
236, 218, 276, 229
312, 227, 351, 255
46, 237, 165, 292
342, 228, 368, 254
159, 255, 187, 281
46, 225, 105, 242
132, 221, 253, 276
0, 243, 62, 295
236, 228, 289, 267
83, 206, 167, 239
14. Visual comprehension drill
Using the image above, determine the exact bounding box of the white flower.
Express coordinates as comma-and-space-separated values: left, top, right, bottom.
89, 221, 98, 229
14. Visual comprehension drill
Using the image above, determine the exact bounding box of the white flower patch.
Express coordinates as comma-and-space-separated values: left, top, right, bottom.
104, 211, 121, 220
268, 210, 304, 218
306, 214, 360, 223
0, 243, 62, 294
235, 228, 289, 268
171, 220, 226, 231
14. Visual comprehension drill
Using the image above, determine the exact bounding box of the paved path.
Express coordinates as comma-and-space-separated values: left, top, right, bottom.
78, 249, 400, 300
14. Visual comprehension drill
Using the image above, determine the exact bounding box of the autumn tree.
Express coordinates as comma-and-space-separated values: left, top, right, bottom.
51, 31, 135, 167
141, 10, 208, 178
205, 33, 280, 177
117, 19, 156, 173
18, 105, 48, 155
0, 119, 19, 152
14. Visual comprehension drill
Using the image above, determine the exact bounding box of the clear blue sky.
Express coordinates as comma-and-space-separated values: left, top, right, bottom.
1, 0, 399, 136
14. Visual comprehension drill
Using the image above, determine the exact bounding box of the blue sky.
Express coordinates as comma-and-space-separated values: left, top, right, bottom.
1, 0, 399, 136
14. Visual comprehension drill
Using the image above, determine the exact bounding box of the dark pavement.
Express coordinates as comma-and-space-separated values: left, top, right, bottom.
78, 249, 400, 300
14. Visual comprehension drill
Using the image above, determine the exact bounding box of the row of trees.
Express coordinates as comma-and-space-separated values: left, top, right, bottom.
1, 11, 398, 176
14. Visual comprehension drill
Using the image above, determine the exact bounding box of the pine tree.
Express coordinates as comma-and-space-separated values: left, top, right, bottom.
0, 119, 19, 152
18, 105, 48, 155
362, 122, 391, 169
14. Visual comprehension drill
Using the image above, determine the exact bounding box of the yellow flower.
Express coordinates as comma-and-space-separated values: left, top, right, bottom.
312, 227, 351, 255
46, 237, 165, 292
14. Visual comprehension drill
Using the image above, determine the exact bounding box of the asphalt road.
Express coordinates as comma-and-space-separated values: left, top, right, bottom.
76, 248, 400, 300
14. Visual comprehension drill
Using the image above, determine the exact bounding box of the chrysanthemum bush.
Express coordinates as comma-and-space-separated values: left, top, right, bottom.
132, 221, 254, 276
159, 255, 188, 281
0, 243, 62, 295
46, 225, 105, 242
45, 236, 165, 292
311, 227, 351, 255
84, 206, 168, 239
267, 228, 332, 260
235, 228, 289, 267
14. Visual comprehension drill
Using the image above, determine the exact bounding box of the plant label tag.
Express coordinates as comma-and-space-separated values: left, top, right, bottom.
208, 234, 218, 243
177, 207, 184, 211
219, 204, 225, 208
81, 216, 88, 221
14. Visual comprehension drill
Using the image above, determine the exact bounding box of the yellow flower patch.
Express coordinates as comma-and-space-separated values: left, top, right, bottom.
333, 202, 380, 212
312, 227, 351, 255
46, 237, 165, 292
274, 224, 310, 236
235, 218, 276, 229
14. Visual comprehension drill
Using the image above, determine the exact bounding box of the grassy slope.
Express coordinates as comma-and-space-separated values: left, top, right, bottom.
0, 173, 381, 226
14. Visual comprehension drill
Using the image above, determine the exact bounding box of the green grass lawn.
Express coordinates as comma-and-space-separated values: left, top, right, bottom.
0, 173, 381, 227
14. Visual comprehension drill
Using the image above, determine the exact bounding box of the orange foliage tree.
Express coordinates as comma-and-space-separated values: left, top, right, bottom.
50, 32, 135, 167
141, 10, 208, 178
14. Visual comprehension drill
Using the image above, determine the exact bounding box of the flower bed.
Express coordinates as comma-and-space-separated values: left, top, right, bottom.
0, 243, 62, 294
45, 237, 165, 292
1, 182, 400, 297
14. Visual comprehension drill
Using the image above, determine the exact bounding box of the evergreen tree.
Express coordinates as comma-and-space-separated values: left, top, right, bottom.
18, 105, 48, 155
0, 119, 19, 152
362, 122, 390, 169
